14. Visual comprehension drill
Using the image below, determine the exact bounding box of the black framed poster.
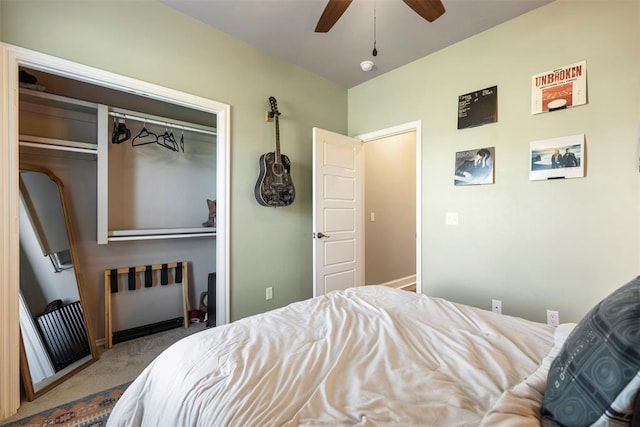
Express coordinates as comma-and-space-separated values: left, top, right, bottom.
457, 85, 498, 130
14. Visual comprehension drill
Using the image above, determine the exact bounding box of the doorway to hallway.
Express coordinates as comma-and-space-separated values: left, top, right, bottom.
363, 130, 417, 291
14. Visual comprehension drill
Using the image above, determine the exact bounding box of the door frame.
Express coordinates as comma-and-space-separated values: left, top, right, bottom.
356, 121, 422, 294
0, 43, 231, 418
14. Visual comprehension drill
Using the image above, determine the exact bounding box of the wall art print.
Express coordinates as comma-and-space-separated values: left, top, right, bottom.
457, 85, 498, 129
531, 60, 587, 114
454, 147, 495, 186
529, 134, 585, 181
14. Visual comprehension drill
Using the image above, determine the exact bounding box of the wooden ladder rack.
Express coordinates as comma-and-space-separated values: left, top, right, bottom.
104, 261, 189, 349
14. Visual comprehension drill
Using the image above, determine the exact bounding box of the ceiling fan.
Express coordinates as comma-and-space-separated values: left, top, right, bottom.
315, 0, 446, 33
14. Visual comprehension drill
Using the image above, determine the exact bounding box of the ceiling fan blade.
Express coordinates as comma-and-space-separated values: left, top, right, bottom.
315, 0, 353, 33
402, 0, 445, 23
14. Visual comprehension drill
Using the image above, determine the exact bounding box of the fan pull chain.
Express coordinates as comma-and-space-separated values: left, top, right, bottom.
372, 1, 378, 56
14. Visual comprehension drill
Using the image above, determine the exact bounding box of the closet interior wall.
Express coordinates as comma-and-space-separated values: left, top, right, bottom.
18, 69, 217, 340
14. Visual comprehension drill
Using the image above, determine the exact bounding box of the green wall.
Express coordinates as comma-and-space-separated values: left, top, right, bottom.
1, 0, 348, 321
349, 0, 640, 323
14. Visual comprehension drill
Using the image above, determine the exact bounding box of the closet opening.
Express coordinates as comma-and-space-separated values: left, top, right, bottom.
17, 63, 228, 329
1, 43, 230, 418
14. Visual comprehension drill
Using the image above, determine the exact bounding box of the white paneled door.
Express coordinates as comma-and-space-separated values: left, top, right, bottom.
312, 128, 363, 297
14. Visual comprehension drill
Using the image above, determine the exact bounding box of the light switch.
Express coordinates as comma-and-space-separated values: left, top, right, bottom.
445, 212, 459, 225
370, 212, 376, 222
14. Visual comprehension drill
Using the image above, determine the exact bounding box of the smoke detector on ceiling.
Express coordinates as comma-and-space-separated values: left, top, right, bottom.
360, 60, 374, 72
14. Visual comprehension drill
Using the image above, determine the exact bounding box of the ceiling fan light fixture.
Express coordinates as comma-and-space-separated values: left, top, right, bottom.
360, 60, 374, 72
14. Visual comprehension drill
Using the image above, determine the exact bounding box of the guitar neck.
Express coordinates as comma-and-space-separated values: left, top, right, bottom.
274, 113, 282, 163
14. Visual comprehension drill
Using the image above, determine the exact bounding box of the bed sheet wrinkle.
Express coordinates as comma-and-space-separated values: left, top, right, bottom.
214, 339, 330, 422
135, 348, 217, 425
289, 312, 480, 423
279, 308, 381, 425
479, 323, 576, 427
285, 298, 411, 425
107, 286, 557, 427
296, 290, 552, 426
411, 325, 504, 408
455, 331, 519, 391
216, 291, 392, 425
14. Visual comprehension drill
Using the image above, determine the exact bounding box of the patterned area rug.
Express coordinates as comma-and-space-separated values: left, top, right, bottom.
3, 382, 130, 427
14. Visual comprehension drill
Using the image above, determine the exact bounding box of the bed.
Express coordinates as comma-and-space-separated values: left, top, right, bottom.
107, 279, 640, 427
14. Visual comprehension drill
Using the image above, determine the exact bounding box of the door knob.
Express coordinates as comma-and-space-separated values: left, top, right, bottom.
317, 232, 330, 239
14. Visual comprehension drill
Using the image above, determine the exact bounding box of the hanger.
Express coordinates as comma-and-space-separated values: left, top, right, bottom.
157, 126, 179, 152
132, 121, 157, 147
111, 118, 131, 144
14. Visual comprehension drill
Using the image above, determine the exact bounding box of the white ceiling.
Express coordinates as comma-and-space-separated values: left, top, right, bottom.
161, 0, 553, 88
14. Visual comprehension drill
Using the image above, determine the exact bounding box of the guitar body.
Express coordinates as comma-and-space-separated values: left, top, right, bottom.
255, 96, 295, 207
255, 152, 295, 207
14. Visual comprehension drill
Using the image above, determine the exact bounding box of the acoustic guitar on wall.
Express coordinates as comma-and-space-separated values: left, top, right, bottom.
254, 96, 295, 207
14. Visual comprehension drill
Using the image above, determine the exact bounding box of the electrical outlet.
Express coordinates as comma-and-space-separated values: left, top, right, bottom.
547, 310, 559, 327
266, 287, 273, 300
492, 299, 502, 314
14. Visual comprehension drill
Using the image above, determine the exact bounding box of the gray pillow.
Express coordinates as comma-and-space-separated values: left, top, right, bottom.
542, 276, 640, 426
632, 390, 640, 427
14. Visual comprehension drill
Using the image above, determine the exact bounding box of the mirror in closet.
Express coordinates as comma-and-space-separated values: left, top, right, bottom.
18, 164, 98, 401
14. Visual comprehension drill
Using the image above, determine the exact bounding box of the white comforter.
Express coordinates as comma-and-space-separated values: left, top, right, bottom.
107, 285, 572, 427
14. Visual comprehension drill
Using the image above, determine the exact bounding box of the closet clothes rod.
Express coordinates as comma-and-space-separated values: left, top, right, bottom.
19, 139, 97, 154
108, 111, 217, 137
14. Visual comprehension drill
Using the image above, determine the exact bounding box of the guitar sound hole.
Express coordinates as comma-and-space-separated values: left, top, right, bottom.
272, 163, 285, 176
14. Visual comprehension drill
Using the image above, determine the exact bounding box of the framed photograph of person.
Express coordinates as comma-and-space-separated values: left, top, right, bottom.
454, 147, 495, 186
529, 134, 585, 181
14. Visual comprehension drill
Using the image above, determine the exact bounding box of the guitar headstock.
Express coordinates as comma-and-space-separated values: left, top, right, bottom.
268, 96, 281, 119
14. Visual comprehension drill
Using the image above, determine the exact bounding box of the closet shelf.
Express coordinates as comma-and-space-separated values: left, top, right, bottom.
107, 228, 216, 242
19, 88, 100, 151
20, 88, 99, 113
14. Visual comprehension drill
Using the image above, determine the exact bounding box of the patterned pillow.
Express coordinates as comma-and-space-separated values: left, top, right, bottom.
542, 276, 640, 426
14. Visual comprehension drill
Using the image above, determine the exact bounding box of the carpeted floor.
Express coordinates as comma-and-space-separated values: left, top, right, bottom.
1, 322, 207, 426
